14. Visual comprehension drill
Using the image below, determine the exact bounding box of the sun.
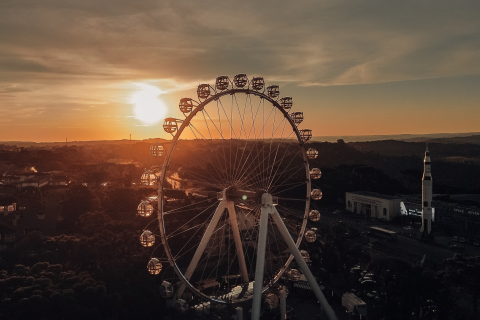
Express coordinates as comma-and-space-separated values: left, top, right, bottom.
130, 83, 167, 124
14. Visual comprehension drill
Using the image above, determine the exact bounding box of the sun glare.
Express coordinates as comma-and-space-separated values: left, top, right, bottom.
130, 83, 167, 125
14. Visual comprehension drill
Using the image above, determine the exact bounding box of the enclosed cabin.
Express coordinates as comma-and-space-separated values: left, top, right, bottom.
163, 118, 178, 134
267, 85, 279, 98
280, 97, 293, 112
197, 84, 211, 99
251, 77, 265, 91
299, 129, 312, 142
140, 169, 158, 186
215, 76, 230, 91
306, 148, 318, 159
233, 74, 248, 88
179, 98, 194, 113
290, 112, 304, 125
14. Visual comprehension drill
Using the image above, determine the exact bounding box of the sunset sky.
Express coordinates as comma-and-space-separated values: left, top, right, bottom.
1, 1, 479, 142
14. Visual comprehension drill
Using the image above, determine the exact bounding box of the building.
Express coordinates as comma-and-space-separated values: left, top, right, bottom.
3, 172, 68, 189
0, 220, 22, 250
342, 292, 367, 318
345, 191, 402, 221
404, 195, 480, 239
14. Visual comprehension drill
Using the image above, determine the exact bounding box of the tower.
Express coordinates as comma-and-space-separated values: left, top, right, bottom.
420, 144, 433, 235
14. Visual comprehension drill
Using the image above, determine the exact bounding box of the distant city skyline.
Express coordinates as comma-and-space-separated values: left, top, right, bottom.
1, 1, 479, 142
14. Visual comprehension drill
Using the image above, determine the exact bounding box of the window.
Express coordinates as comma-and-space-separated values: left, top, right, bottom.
383, 208, 387, 216
4, 233, 15, 242
348, 201, 351, 208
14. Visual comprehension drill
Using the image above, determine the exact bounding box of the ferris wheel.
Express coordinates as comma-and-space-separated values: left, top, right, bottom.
138, 75, 333, 315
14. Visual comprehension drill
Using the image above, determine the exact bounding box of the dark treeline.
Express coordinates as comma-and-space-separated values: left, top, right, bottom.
1, 139, 479, 319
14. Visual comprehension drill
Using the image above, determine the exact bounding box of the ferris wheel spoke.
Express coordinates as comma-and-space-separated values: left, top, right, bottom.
200, 110, 214, 140
166, 200, 219, 239
200, 223, 239, 285
226, 201, 249, 283
235, 126, 295, 190
171, 210, 221, 261
232, 93, 248, 140
196, 220, 228, 289
173, 222, 228, 263
186, 123, 200, 140
265, 120, 289, 189
179, 166, 225, 190
169, 138, 227, 188
218, 98, 238, 140
234, 201, 260, 278
198, 108, 232, 185
187, 142, 228, 187
262, 107, 283, 190
268, 164, 306, 195
233, 141, 281, 189
246, 93, 262, 140
212, 100, 231, 184
234, 93, 249, 138
180, 137, 227, 187
276, 205, 305, 222
203, 108, 226, 139
266, 144, 304, 191
195, 213, 252, 288
229, 96, 244, 182
266, 218, 289, 274
213, 101, 236, 184
231, 142, 265, 190
236, 144, 301, 191
269, 180, 307, 193
256, 100, 276, 142
271, 181, 308, 198
230, 94, 252, 180
188, 122, 208, 140
176, 200, 227, 298
229, 95, 264, 186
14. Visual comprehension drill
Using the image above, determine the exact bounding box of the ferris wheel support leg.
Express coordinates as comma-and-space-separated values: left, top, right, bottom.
280, 287, 287, 320
251, 194, 273, 320
176, 200, 227, 300
226, 201, 250, 284
270, 203, 339, 320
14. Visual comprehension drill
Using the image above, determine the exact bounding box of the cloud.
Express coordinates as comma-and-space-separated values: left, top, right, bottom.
1, 1, 478, 86
0, 0, 479, 139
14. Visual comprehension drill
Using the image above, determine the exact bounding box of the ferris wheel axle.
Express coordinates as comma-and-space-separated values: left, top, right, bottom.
222, 186, 270, 202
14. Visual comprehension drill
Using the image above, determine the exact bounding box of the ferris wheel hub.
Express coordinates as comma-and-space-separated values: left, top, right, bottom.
223, 186, 267, 202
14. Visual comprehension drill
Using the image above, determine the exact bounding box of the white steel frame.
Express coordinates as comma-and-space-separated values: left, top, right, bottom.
252, 193, 338, 320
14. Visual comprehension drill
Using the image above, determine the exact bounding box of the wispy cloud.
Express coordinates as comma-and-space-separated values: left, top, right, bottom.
0, 0, 479, 139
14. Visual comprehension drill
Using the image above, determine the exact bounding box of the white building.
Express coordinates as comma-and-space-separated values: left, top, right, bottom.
345, 191, 402, 221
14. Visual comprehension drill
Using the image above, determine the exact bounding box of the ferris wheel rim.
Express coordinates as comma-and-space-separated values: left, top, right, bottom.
157, 86, 312, 304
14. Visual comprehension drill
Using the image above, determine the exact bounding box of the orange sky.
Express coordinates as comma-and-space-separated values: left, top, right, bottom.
1, 1, 479, 142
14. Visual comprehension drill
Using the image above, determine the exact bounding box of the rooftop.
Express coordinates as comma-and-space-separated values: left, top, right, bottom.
347, 191, 402, 201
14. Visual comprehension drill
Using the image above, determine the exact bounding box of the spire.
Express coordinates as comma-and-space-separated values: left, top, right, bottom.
426, 143, 429, 152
